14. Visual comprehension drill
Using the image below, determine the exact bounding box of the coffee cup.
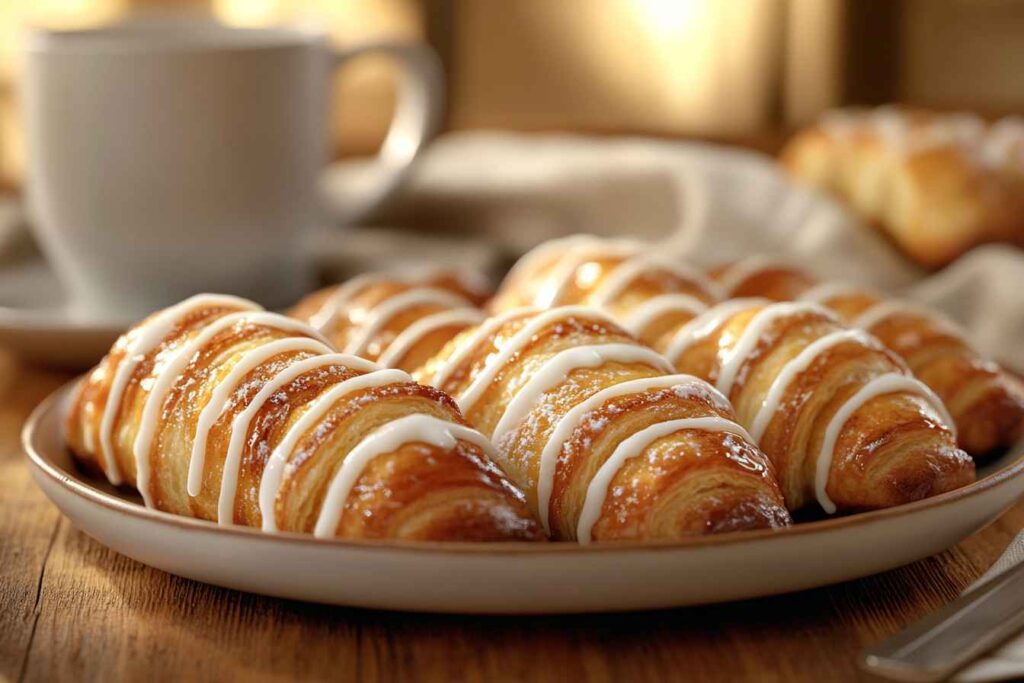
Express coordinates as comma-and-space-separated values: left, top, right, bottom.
23, 21, 442, 319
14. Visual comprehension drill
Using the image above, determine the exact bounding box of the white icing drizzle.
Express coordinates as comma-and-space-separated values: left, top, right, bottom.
814, 372, 956, 514
308, 273, 390, 331
309, 266, 485, 333
715, 256, 803, 297
621, 294, 708, 337
716, 303, 836, 398
456, 306, 620, 415
186, 337, 334, 504
428, 308, 535, 391
490, 343, 674, 447
748, 330, 879, 442
97, 294, 260, 486
211, 353, 382, 525
131, 311, 327, 507
797, 281, 868, 305
535, 240, 644, 308
662, 298, 768, 365
576, 417, 753, 544
534, 374, 729, 534
258, 368, 412, 532
343, 288, 470, 356
376, 308, 485, 368
313, 414, 496, 538
587, 255, 719, 307
852, 300, 967, 341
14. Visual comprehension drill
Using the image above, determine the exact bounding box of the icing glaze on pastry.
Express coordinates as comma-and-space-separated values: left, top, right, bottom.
815, 373, 955, 513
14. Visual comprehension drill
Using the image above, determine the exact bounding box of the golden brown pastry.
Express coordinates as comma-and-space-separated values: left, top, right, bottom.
712, 257, 1024, 457
655, 298, 974, 512
781, 107, 1024, 268
291, 270, 487, 372
416, 306, 791, 542
489, 235, 721, 348
66, 294, 542, 542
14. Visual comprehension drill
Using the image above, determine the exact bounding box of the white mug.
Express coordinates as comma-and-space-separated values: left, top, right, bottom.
23, 22, 442, 319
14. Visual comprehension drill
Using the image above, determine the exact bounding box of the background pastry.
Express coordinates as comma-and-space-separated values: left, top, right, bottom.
781, 107, 1024, 268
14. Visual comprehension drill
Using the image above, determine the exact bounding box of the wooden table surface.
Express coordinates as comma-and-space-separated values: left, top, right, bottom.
1, 351, 1020, 683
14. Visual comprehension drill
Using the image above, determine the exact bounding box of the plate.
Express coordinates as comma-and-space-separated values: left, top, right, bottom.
23, 380, 1024, 614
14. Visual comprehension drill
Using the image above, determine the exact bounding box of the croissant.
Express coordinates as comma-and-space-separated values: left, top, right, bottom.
489, 235, 721, 348
781, 107, 1024, 268
712, 257, 1024, 456
290, 270, 486, 372
416, 305, 791, 542
66, 294, 542, 541
653, 298, 974, 512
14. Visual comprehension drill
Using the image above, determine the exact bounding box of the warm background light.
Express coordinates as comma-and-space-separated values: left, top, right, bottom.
2, 0, 1024, 192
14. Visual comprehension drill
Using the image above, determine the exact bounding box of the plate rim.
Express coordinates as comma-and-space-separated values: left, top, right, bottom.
24, 377, 1024, 556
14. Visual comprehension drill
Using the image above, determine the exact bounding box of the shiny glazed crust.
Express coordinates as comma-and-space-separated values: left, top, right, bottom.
489, 236, 721, 316
712, 259, 1024, 457
416, 307, 791, 542
663, 299, 975, 512
66, 295, 542, 542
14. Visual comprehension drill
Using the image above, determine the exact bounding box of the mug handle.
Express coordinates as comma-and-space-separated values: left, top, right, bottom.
321, 42, 444, 226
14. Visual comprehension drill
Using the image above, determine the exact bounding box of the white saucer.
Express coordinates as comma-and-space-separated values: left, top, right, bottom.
23, 380, 1024, 614
0, 255, 126, 368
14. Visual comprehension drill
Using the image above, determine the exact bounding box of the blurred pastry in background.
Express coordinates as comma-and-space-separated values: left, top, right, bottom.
781, 107, 1024, 269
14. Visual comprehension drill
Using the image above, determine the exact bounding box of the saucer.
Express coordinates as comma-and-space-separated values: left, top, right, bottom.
0, 255, 126, 368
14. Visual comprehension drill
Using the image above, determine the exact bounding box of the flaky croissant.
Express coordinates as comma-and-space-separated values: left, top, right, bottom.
657, 298, 974, 512
416, 306, 791, 542
66, 294, 542, 541
290, 270, 487, 372
712, 257, 1024, 457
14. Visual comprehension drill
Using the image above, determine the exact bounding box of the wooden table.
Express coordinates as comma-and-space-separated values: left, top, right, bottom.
1, 351, 1020, 683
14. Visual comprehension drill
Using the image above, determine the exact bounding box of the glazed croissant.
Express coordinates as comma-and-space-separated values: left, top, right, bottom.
291, 270, 485, 373
781, 107, 1024, 268
656, 298, 974, 512
416, 306, 792, 542
66, 294, 542, 541
712, 257, 1024, 457
489, 235, 721, 349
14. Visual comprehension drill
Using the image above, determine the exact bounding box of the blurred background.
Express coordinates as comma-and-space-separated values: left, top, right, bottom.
3, 0, 1024, 193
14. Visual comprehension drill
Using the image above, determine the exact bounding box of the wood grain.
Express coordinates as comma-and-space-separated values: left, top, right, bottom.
0, 352, 1020, 682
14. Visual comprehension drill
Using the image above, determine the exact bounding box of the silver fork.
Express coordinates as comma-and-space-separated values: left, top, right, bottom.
860, 559, 1024, 681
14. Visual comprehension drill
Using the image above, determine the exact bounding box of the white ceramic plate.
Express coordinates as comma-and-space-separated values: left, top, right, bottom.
24, 380, 1024, 614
